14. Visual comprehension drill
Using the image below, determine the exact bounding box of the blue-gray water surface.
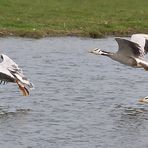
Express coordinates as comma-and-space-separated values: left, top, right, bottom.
0, 37, 147, 148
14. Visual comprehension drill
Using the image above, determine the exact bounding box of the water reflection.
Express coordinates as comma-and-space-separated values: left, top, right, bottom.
110, 104, 148, 147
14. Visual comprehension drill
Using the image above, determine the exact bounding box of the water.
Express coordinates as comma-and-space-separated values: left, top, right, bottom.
0, 37, 147, 148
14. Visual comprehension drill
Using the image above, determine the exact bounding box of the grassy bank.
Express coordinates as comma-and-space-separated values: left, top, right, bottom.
0, 0, 148, 38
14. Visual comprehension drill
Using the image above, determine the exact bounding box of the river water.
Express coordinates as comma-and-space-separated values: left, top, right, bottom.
0, 37, 147, 148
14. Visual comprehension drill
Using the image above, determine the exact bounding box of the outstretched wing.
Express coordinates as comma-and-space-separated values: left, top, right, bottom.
115, 38, 144, 58
0, 54, 16, 82
0, 54, 22, 72
131, 34, 148, 54
0, 54, 34, 96
1, 54, 33, 88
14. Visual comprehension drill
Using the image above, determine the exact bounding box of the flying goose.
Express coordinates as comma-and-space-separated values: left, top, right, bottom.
90, 34, 148, 70
0, 54, 33, 96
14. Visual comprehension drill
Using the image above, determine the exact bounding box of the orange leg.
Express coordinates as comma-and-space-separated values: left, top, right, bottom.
16, 80, 29, 96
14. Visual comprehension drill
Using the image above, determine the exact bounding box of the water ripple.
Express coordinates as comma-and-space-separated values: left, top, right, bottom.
0, 37, 148, 148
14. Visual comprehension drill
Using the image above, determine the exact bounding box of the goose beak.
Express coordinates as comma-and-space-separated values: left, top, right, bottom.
89, 48, 97, 52
89, 48, 95, 53
89, 48, 101, 55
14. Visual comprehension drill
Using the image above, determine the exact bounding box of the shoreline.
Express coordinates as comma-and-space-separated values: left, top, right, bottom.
0, 28, 148, 39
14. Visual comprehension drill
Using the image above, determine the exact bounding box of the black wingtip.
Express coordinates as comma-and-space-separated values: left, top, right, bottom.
144, 39, 148, 54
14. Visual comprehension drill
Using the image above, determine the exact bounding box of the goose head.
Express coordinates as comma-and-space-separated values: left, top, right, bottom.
139, 96, 148, 103
90, 48, 104, 55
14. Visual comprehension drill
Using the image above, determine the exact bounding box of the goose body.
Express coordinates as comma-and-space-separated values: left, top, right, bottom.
0, 54, 33, 96
90, 34, 148, 70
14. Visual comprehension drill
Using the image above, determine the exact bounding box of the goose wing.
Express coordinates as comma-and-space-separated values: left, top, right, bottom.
0, 54, 33, 96
1, 54, 33, 88
131, 34, 148, 54
115, 37, 144, 58
0, 54, 23, 77
2, 54, 33, 88
0, 54, 16, 82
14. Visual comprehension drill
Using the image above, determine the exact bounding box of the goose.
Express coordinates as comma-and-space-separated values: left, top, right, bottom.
0, 54, 33, 96
90, 34, 148, 70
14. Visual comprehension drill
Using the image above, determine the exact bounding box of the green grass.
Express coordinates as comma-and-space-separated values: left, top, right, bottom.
0, 0, 148, 38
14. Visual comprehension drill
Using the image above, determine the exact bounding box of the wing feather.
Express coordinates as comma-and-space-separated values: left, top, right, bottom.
0, 54, 33, 96
144, 39, 148, 54
115, 38, 144, 58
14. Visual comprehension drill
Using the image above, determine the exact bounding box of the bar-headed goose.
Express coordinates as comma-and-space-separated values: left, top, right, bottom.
90, 34, 148, 70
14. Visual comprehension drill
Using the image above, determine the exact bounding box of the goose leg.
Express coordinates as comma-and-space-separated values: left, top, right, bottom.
137, 61, 148, 71
16, 80, 29, 96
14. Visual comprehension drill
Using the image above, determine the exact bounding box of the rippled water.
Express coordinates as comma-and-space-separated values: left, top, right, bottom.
0, 37, 148, 148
